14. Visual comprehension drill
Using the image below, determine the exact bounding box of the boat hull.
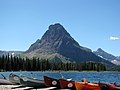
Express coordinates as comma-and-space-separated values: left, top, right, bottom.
44, 76, 60, 88
20, 76, 45, 88
75, 82, 100, 90
100, 83, 120, 90
59, 79, 76, 90
9, 73, 20, 84
0, 78, 13, 85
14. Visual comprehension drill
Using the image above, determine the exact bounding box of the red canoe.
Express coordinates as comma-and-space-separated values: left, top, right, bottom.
59, 79, 76, 90
43, 76, 61, 88
100, 83, 120, 90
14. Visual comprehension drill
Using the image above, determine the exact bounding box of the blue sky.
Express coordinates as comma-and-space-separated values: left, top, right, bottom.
0, 0, 120, 56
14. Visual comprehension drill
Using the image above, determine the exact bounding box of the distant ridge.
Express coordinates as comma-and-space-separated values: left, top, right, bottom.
24, 23, 113, 65
0, 50, 23, 56
93, 48, 120, 65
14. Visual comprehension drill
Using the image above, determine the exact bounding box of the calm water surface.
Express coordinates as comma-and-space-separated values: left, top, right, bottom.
0, 71, 120, 84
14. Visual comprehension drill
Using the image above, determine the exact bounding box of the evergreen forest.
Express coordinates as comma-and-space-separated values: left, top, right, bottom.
0, 54, 106, 72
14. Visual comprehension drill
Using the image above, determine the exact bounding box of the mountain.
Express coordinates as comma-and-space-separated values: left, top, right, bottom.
25, 23, 113, 65
93, 48, 120, 65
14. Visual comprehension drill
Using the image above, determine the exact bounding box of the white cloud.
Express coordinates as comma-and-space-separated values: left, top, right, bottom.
110, 36, 119, 40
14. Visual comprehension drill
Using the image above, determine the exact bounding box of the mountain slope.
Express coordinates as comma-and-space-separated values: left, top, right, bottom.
93, 48, 120, 65
25, 23, 113, 65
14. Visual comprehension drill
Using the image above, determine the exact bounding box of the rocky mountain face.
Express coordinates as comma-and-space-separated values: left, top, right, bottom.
93, 48, 120, 65
25, 23, 113, 65
117, 56, 120, 60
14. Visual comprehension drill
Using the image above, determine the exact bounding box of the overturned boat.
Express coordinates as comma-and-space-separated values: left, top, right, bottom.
9, 73, 45, 88
0, 78, 13, 85
99, 83, 120, 90
19, 75, 45, 88
44, 76, 61, 88
9, 73, 20, 85
59, 79, 76, 89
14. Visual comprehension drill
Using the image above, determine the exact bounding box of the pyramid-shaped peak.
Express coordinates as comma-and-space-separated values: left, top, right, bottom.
48, 23, 64, 30
44, 23, 70, 40
97, 48, 103, 52
25, 23, 113, 66
96, 48, 109, 55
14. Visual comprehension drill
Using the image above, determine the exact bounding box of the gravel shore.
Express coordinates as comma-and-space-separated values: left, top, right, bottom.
0, 85, 57, 90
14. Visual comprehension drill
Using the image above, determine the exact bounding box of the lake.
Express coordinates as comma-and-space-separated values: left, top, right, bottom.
0, 71, 120, 84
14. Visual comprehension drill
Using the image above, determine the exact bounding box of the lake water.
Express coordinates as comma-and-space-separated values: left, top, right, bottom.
0, 71, 120, 84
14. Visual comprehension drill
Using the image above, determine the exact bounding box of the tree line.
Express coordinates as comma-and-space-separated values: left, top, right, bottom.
0, 54, 106, 71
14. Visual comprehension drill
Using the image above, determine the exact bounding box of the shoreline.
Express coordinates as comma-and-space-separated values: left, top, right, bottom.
0, 70, 119, 73
0, 85, 57, 90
